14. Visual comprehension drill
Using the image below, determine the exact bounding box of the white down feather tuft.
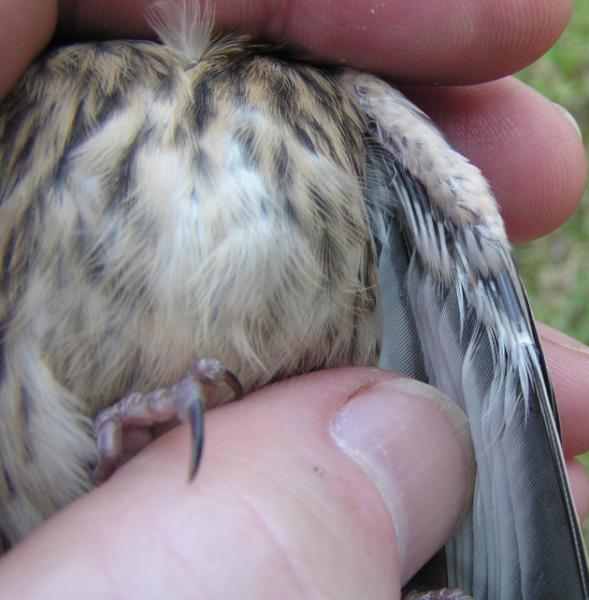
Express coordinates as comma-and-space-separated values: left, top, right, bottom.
148, 0, 214, 60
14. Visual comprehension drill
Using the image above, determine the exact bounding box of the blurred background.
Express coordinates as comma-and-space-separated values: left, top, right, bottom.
517, 0, 589, 538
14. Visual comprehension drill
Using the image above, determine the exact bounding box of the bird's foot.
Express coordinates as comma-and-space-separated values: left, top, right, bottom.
93, 358, 243, 483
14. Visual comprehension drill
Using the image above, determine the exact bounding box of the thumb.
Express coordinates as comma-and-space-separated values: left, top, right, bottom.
0, 368, 474, 598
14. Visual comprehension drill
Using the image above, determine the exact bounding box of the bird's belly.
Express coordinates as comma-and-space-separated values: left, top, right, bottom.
0, 39, 383, 419
0, 44, 384, 544
7, 178, 381, 418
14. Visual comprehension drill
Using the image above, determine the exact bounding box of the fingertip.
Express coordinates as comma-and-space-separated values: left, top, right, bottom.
539, 324, 589, 458
57, 0, 152, 39
217, 0, 572, 84
567, 457, 589, 523
0, 0, 58, 99
330, 376, 475, 581
56, 0, 572, 84
495, 82, 586, 242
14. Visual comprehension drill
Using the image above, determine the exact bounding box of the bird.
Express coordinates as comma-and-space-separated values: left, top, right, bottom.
0, 0, 587, 597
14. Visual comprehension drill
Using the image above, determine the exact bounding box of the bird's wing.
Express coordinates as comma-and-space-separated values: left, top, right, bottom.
341, 70, 589, 600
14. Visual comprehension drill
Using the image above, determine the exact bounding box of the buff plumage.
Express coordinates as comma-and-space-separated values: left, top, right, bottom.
0, 1, 587, 598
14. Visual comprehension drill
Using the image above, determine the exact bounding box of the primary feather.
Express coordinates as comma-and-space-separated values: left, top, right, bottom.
345, 71, 589, 597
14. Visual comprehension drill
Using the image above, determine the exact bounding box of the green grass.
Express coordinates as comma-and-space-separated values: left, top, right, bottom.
517, 0, 589, 543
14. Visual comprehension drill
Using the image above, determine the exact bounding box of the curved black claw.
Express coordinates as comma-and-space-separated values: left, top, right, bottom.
223, 369, 244, 400
188, 396, 205, 480
185, 359, 243, 480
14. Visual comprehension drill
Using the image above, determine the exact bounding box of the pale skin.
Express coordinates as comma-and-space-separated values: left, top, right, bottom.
0, 1, 588, 598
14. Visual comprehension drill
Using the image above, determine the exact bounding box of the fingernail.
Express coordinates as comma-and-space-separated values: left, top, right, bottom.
552, 102, 583, 141
538, 323, 589, 356
331, 378, 474, 580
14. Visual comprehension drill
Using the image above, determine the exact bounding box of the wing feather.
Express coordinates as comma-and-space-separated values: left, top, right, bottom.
342, 69, 589, 599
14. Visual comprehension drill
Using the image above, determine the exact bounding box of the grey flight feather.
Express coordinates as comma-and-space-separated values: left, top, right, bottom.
344, 70, 589, 598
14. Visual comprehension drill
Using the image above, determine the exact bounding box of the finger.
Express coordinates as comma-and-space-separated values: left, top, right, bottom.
0, 0, 57, 99
567, 458, 589, 523
11, 7, 583, 245
0, 369, 474, 596
403, 77, 587, 242
57, 0, 571, 84
538, 324, 589, 458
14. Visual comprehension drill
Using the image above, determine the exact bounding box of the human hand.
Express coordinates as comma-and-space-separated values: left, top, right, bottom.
4, 1, 583, 240
1, 1, 587, 598
0, 370, 475, 597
